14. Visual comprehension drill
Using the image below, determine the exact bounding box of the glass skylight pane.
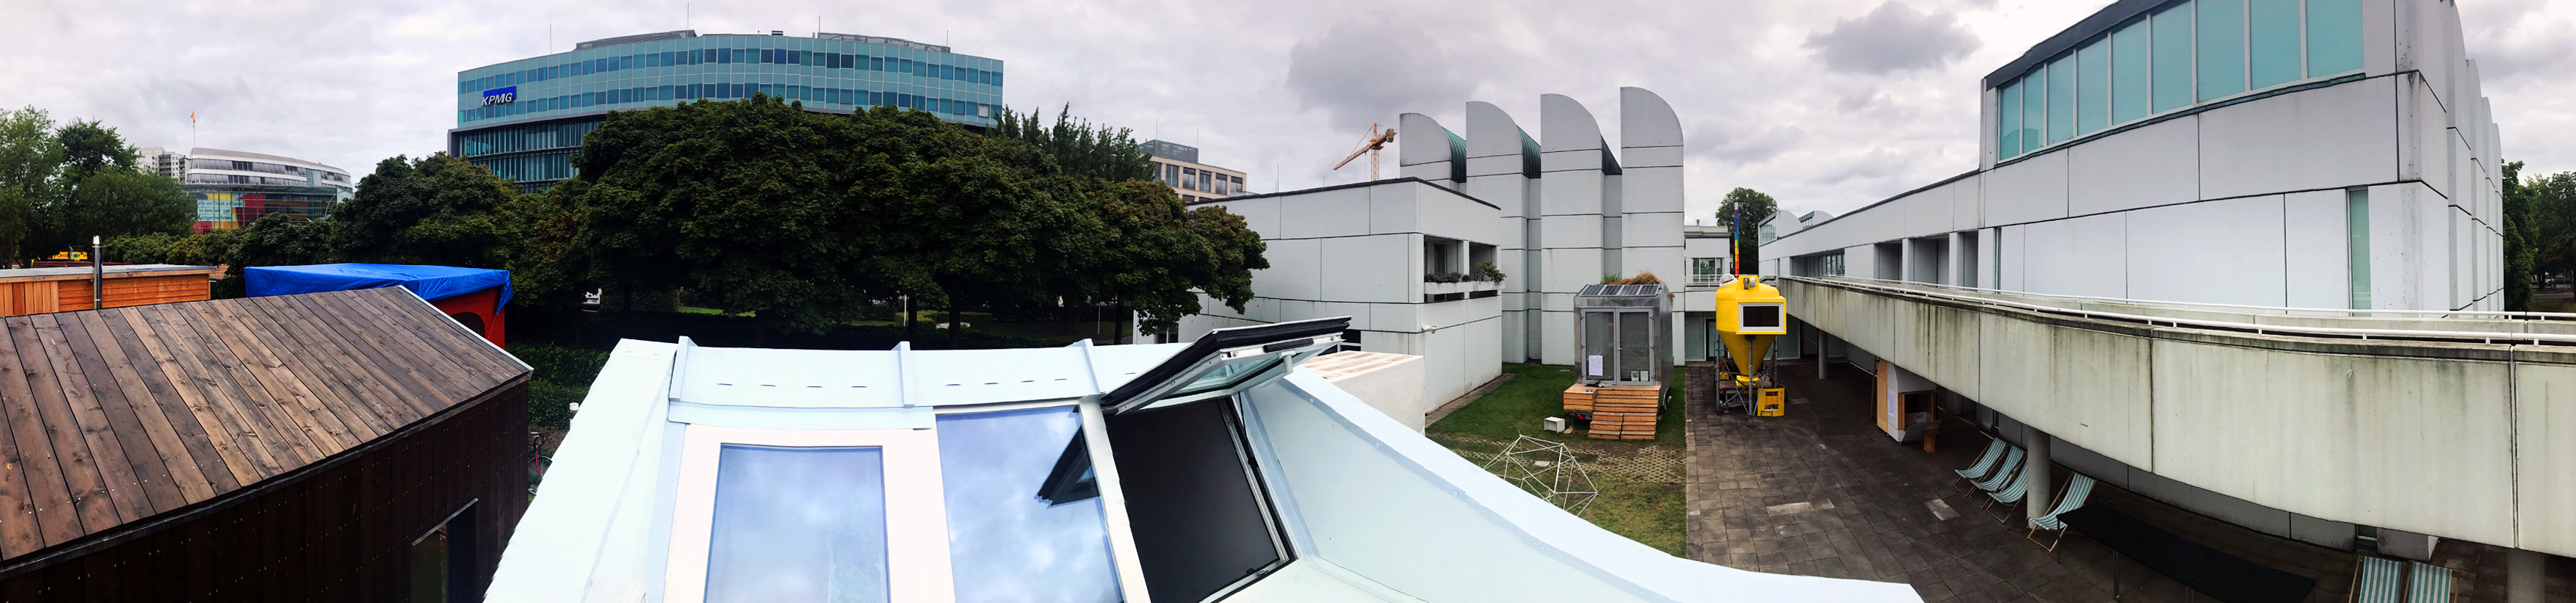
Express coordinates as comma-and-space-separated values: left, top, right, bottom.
705, 445, 890, 603
1174, 357, 1281, 396
936, 408, 1124, 603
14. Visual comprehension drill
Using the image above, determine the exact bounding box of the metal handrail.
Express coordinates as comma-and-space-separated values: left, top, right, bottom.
1806, 275, 2569, 319
1779, 275, 2576, 346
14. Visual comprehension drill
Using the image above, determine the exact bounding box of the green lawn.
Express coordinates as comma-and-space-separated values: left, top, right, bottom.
1426, 364, 1688, 555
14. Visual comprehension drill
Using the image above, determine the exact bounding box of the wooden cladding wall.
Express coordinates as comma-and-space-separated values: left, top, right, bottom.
0, 385, 527, 602
51, 275, 214, 312
0, 287, 529, 600
0, 270, 218, 317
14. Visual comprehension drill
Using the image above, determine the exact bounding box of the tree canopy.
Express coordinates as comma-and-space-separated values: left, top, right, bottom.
1718, 187, 1778, 273
521, 95, 1265, 336
0, 107, 192, 261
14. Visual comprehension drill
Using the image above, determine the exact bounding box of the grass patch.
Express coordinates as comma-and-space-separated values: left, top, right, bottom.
1426, 364, 1689, 556
1427, 364, 1684, 447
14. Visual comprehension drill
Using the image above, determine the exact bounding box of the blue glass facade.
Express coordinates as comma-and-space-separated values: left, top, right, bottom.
448, 31, 1004, 191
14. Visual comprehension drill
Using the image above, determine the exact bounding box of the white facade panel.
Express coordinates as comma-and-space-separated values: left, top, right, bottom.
2019, 213, 2127, 298
1983, 151, 2070, 227
2199, 77, 2400, 201
1950, 175, 1984, 231
1900, 185, 1954, 234
1279, 187, 1375, 239
2068, 117, 2200, 217
2124, 196, 2287, 308
2282, 190, 2351, 310
1316, 235, 1412, 304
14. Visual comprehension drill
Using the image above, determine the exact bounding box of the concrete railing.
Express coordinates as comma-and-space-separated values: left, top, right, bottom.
1779, 275, 2576, 559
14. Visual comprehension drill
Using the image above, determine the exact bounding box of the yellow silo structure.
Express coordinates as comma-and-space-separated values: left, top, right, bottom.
1710, 275, 1788, 415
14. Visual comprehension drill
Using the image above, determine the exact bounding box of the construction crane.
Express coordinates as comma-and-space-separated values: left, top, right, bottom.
1333, 123, 1399, 181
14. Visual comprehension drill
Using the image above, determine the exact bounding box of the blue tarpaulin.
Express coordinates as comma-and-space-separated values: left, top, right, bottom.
246, 264, 512, 307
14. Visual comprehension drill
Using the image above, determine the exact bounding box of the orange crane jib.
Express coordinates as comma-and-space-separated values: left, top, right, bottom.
1333, 124, 1400, 181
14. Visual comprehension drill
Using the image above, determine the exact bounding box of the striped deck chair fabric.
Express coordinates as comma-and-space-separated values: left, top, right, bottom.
2351, 557, 2402, 603
1975, 448, 2026, 492
2408, 561, 2452, 603
1955, 439, 2008, 480
2028, 474, 2096, 530
1986, 466, 2030, 505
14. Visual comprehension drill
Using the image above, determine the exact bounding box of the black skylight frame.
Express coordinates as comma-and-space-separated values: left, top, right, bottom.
1099, 317, 1351, 415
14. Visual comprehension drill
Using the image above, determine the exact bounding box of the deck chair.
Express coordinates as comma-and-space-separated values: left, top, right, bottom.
1972, 447, 2025, 492
1954, 438, 2008, 480
2025, 473, 2096, 551
2408, 561, 2452, 603
2348, 557, 2402, 603
1980, 464, 2029, 515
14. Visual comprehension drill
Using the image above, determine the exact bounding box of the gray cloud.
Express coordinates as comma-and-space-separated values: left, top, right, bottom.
1803, 2, 1981, 74
3, 0, 2560, 220
1284, 17, 1482, 133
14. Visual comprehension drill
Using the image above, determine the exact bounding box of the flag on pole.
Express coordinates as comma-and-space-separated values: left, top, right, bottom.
189, 112, 195, 126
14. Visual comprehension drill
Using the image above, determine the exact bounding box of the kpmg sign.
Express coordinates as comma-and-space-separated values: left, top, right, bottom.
482, 86, 518, 106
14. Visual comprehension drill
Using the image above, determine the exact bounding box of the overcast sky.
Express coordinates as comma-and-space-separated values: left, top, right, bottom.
2, 0, 2568, 221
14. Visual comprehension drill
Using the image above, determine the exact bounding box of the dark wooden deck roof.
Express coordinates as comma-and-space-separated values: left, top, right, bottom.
0, 287, 527, 560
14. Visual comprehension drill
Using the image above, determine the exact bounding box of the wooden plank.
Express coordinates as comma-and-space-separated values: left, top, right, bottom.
164, 304, 334, 466
99, 308, 240, 495
253, 295, 415, 435
228, 296, 395, 438
186, 302, 358, 455
198, 300, 372, 447
0, 333, 43, 559
117, 307, 260, 490
76, 311, 219, 504
4, 318, 126, 535
32, 314, 160, 521
0, 318, 84, 549
355, 289, 518, 383
285, 295, 455, 416
319, 292, 484, 402
139, 304, 297, 478
51, 314, 188, 516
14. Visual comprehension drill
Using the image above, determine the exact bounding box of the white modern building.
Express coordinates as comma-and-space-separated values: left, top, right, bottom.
1159, 88, 1691, 405
134, 147, 356, 232
1762, 0, 2502, 314
488, 323, 1920, 602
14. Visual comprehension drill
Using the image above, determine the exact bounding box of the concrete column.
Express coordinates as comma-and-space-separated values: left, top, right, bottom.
2507, 548, 2544, 603
1816, 328, 1828, 379
2024, 427, 2053, 527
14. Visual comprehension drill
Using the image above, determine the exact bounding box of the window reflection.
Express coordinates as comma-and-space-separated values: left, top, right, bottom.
705, 445, 889, 603
936, 408, 1123, 603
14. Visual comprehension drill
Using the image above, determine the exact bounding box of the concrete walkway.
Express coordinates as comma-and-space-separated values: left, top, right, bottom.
1681, 361, 2403, 602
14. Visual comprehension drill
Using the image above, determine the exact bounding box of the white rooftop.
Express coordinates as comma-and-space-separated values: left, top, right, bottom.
487, 319, 1920, 602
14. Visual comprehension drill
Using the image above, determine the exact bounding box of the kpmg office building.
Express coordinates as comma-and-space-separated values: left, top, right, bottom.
449, 29, 1005, 192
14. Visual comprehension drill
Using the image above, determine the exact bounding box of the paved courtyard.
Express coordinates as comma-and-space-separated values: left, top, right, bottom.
1681, 360, 2569, 602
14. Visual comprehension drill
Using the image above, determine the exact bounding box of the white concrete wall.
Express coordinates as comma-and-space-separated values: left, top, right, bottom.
1168, 180, 1505, 406
1760, 0, 2502, 313
1784, 278, 2576, 558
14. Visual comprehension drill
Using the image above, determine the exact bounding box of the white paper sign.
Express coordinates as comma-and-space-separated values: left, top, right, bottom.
1588, 355, 1604, 376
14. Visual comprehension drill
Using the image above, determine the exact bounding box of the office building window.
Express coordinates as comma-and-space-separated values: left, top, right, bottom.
2077, 42, 2108, 135
1998, 80, 2022, 160
2111, 20, 2150, 124
2152, 3, 2196, 112
2307, 0, 2362, 76
1198, 170, 1212, 192
1182, 167, 1198, 191
2248, 0, 2301, 89
2047, 57, 2074, 144
1229, 175, 1243, 194
2021, 68, 2046, 156
2196, 0, 2246, 101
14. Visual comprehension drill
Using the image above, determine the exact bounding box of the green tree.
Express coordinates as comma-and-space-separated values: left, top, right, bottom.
331, 153, 525, 268
53, 119, 135, 181
1717, 187, 1777, 274
26, 118, 190, 256
2505, 161, 2534, 311
529, 95, 1267, 344
0, 107, 63, 263
990, 104, 1154, 182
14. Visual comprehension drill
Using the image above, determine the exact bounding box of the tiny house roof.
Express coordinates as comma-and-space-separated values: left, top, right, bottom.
492, 319, 1918, 602
0, 287, 527, 574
